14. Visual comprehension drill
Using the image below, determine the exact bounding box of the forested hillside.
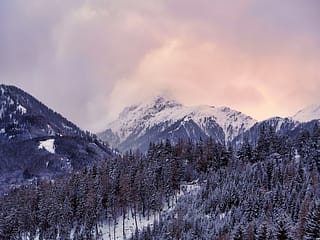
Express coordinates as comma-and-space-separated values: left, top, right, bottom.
0, 137, 230, 239
134, 124, 320, 240
1, 123, 320, 239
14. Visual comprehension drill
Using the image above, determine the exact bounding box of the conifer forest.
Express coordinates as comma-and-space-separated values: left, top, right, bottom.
1, 123, 320, 239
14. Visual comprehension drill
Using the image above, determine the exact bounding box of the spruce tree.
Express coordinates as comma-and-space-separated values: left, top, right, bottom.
304, 200, 320, 240
273, 216, 292, 240
232, 225, 245, 240
256, 222, 270, 240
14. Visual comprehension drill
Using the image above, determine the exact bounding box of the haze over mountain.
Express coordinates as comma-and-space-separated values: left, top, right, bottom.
1, 1, 320, 132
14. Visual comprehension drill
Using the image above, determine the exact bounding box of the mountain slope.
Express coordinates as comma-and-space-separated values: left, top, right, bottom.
233, 104, 320, 149
99, 96, 256, 151
232, 117, 299, 147
232, 116, 320, 152
0, 84, 112, 192
292, 104, 320, 122
0, 85, 86, 142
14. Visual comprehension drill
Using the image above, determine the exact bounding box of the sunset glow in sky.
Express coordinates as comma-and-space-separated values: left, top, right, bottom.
1, 0, 320, 131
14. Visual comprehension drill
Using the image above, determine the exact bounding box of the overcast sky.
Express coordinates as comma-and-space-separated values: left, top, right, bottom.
1, 0, 320, 132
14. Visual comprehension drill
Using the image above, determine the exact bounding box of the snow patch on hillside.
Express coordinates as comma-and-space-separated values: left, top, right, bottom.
100, 181, 200, 240
22, 181, 201, 240
17, 104, 27, 114
0, 106, 4, 119
38, 139, 55, 154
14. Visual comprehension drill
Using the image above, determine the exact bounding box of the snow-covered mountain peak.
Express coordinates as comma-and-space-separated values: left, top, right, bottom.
101, 97, 257, 151
119, 96, 182, 119
138, 95, 182, 113
150, 95, 181, 106
292, 104, 320, 122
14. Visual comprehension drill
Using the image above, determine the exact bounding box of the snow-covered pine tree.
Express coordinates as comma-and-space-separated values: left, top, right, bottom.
255, 222, 270, 240
304, 200, 320, 240
232, 225, 245, 240
273, 215, 292, 240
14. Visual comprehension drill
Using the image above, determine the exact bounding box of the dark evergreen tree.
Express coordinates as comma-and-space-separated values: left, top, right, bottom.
256, 222, 270, 240
273, 216, 292, 240
304, 200, 320, 240
238, 137, 253, 163
232, 225, 245, 240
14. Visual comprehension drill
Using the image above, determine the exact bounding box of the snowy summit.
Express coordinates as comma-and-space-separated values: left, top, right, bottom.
99, 96, 256, 151
292, 104, 320, 122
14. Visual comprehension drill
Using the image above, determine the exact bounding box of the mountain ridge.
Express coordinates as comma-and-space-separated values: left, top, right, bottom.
99, 96, 320, 152
0, 84, 86, 142
99, 96, 257, 151
0, 84, 113, 192
292, 104, 320, 122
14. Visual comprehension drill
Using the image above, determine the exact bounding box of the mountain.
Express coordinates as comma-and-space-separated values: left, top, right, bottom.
0, 84, 112, 192
232, 104, 320, 149
292, 104, 320, 122
99, 96, 256, 152
232, 116, 300, 148
0, 84, 87, 142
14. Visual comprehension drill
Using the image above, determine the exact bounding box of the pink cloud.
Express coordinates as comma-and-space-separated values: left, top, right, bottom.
0, 0, 319, 130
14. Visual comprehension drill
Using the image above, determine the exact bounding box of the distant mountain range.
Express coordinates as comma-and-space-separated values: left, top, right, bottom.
1, 84, 320, 191
0, 84, 113, 192
99, 96, 320, 152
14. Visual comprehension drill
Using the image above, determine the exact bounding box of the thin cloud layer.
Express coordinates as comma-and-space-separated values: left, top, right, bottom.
1, 0, 319, 131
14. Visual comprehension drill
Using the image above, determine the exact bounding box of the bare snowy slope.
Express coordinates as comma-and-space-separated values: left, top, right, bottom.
292, 104, 320, 122
99, 96, 256, 151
